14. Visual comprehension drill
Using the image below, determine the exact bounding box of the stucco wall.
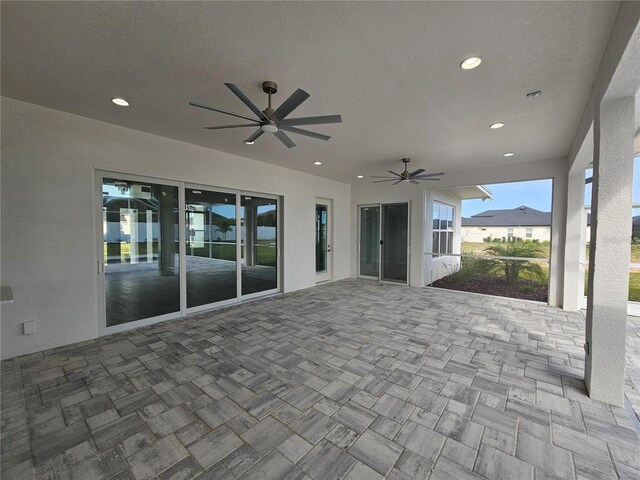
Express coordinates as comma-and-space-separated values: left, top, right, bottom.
0, 97, 351, 359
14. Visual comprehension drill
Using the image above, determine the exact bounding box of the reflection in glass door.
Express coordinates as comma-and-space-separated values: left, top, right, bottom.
316, 200, 332, 282
241, 195, 278, 296
102, 177, 180, 326
359, 205, 380, 278
381, 203, 409, 283
185, 188, 237, 308
100, 174, 281, 329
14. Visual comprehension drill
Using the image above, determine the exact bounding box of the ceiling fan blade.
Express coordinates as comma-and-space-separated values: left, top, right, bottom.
279, 115, 342, 127
225, 83, 269, 121
189, 102, 258, 122
410, 180, 420, 185
372, 179, 398, 183
410, 168, 425, 176
413, 172, 445, 178
244, 129, 265, 143
392, 179, 403, 185
274, 130, 296, 149
274, 88, 310, 120
414, 178, 440, 181
204, 123, 260, 130
370, 175, 397, 179
388, 170, 402, 178
279, 126, 330, 141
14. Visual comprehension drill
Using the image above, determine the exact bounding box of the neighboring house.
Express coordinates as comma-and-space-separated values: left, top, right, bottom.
461, 206, 551, 242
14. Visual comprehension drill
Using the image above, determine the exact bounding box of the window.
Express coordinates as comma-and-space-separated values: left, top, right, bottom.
432, 202, 455, 256
507, 227, 514, 239
526, 228, 532, 238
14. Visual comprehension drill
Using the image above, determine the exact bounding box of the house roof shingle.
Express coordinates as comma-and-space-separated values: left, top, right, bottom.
461, 206, 551, 227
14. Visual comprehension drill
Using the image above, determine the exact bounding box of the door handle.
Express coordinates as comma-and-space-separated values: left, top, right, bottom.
98, 260, 105, 274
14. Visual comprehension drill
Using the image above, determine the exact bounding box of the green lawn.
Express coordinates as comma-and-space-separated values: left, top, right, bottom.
464, 241, 640, 264
462, 241, 550, 258
105, 241, 276, 266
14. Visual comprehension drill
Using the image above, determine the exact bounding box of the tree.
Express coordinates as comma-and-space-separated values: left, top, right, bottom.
257, 209, 277, 227
484, 242, 547, 285
216, 217, 235, 241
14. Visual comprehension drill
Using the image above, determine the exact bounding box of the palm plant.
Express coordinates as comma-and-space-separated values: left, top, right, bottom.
216, 217, 235, 241
483, 242, 547, 285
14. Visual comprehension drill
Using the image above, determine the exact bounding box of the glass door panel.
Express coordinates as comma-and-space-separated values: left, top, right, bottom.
185, 188, 237, 308
381, 203, 409, 283
241, 195, 278, 295
316, 204, 328, 274
102, 177, 180, 326
315, 200, 333, 282
359, 206, 380, 278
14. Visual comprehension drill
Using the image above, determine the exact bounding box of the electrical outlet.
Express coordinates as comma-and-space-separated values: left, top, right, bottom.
23, 320, 36, 335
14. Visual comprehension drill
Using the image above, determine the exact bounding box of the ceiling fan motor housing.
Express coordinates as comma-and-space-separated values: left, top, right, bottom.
262, 81, 277, 95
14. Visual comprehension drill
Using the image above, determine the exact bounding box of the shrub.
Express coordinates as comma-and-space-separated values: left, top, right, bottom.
483, 242, 547, 285
444, 257, 497, 284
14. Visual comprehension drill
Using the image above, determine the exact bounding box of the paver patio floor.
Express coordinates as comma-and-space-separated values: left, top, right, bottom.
2, 279, 639, 479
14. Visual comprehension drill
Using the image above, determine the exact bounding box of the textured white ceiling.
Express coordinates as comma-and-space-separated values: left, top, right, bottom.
1, 1, 619, 182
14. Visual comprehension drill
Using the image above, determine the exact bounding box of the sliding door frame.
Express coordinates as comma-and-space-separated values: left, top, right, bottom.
380, 202, 411, 285
356, 201, 410, 285
95, 169, 282, 336
357, 204, 381, 280
183, 182, 242, 316
239, 189, 281, 301
95, 170, 185, 336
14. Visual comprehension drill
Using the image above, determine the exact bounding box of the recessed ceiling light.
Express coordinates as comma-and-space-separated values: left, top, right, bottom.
460, 57, 482, 70
357, 175, 364, 179
490, 122, 504, 129
111, 97, 129, 107
314, 161, 322, 165
244, 141, 254, 145
503, 152, 515, 157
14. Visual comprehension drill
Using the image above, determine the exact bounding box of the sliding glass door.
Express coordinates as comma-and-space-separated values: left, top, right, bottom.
358, 205, 380, 278
98, 172, 280, 331
241, 195, 278, 296
102, 177, 180, 327
358, 202, 409, 284
185, 188, 237, 308
382, 203, 409, 283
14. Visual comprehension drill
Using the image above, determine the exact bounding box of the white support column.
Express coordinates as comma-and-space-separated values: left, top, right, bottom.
585, 96, 635, 405
563, 172, 586, 311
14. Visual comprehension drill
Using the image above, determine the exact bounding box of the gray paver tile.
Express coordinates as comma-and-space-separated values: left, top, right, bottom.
241, 416, 291, 455
394, 420, 445, 461
348, 429, 403, 476
298, 440, 357, 480
332, 401, 378, 434
187, 425, 242, 469
128, 435, 189, 480
474, 444, 533, 480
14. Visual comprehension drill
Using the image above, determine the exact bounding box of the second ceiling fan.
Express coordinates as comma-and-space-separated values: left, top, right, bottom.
372, 158, 445, 185
190, 81, 342, 149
